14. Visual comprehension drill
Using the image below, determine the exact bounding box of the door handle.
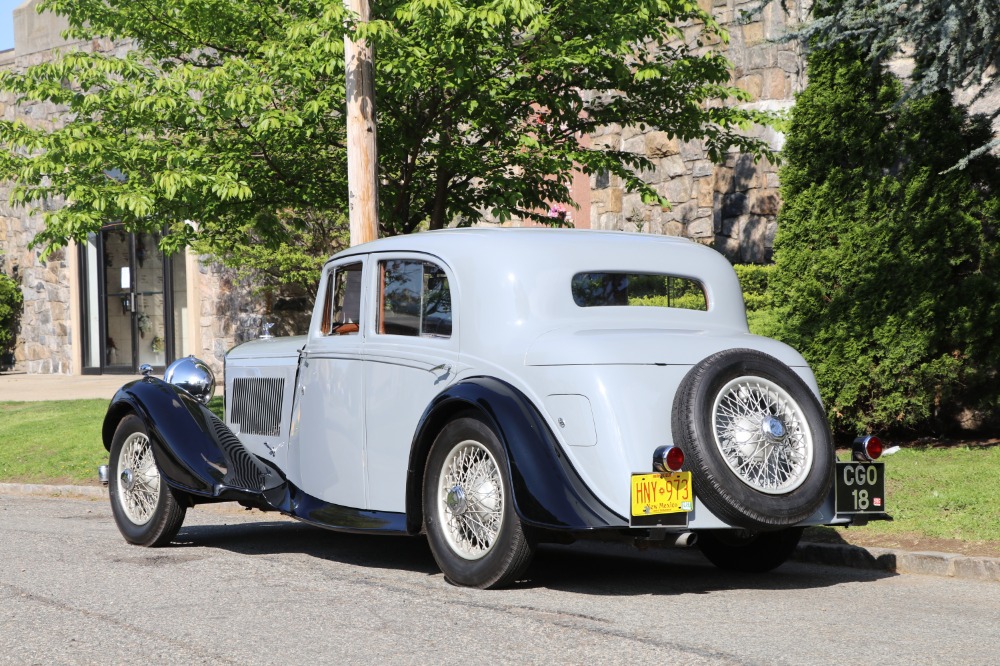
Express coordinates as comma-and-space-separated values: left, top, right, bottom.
429, 363, 452, 376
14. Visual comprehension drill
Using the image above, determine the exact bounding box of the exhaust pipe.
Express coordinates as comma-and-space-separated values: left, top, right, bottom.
668, 531, 698, 548
634, 531, 698, 550
98, 465, 109, 486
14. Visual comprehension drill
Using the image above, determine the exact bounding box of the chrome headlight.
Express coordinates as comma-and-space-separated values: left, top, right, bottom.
164, 355, 216, 405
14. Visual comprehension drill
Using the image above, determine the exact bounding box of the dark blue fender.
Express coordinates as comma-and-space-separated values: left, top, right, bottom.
406, 377, 628, 534
102, 377, 287, 503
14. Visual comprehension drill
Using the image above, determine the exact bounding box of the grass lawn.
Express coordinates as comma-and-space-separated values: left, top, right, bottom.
0, 397, 225, 485
1, 399, 998, 549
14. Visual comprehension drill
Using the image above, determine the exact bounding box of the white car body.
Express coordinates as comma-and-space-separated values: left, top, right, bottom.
226, 229, 823, 527
104, 227, 887, 586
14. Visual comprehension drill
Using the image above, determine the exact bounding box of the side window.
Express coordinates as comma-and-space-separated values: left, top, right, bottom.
378, 259, 452, 337
321, 262, 363, 335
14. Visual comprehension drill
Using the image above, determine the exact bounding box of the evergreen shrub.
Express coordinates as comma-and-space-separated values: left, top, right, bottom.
768, 44, 1000, 437
0, 271, 22, 367
734, 264, 776, 337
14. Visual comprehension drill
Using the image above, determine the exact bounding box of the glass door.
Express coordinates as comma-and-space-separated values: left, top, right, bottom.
95, 229, 171, 373
102, 229, 135, 371
133, 232, 168, 368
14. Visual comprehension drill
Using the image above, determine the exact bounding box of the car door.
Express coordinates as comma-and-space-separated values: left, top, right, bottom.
290, 258, 369, 509
363, 253, 460, 512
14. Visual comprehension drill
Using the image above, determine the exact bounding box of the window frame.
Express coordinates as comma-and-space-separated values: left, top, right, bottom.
316, 259, 365, 337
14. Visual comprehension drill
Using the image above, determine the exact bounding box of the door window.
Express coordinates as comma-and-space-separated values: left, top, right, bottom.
377, 260, 452, 337
321, 262, 363, 335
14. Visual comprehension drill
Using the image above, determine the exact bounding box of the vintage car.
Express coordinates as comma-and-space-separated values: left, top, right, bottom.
100, 229, 888, 588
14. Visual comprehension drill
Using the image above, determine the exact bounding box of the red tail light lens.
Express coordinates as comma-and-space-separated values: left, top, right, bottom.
665, 446, 685, 471
864, 436, 883, 460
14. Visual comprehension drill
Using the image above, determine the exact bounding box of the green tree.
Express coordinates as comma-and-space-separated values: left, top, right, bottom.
769, 42, 1000, 437
0, 0, 774, 290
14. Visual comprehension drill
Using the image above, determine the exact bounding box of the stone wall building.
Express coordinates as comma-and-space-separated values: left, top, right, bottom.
1, 0, 806, 376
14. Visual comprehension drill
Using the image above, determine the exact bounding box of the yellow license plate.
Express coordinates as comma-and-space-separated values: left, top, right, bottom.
631, 472, 693, 516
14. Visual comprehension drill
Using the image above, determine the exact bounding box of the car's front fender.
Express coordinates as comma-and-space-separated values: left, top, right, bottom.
406, 377, 628, 535
102, 378, 286, 502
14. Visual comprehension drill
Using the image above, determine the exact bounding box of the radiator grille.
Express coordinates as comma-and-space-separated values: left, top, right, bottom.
230, 377, 285, 436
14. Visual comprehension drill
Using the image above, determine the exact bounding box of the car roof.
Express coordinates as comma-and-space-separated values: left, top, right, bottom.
325, 227, 749, 335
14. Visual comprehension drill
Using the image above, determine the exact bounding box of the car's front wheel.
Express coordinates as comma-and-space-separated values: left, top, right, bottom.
108, 414, 186, 546
423, 415, 534, 588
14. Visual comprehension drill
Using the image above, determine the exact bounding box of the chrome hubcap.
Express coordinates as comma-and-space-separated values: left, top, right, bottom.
762, 415, 786, 439
446, 485, 468, 515
712, 376, 814, 494
119, 468, 134, 491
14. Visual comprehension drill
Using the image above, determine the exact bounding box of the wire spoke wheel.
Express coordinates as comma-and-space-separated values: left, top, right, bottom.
117, 432, 161, 525
423, 415, 534, 588
438, 440, 504, 560
672, 349, 834, 530
712, 376, 814, 494
109, 414, 186, 547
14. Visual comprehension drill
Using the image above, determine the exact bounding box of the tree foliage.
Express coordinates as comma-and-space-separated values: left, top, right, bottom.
769, 42, 1000, 437
0, 0, 774, 287
774, 0, 1000, 165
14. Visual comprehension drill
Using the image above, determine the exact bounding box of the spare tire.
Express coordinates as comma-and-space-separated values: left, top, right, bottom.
671, 349, 834, 531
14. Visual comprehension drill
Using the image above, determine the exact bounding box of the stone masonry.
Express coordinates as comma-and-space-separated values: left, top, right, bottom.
0, 6, 87, 374
0, 0, 266, 375
588, 0, 807, 263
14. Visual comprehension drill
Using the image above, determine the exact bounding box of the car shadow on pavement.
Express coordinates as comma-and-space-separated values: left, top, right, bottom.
524, 541, 896, 596
173, 519, 443, 576
170, 517, 896, 594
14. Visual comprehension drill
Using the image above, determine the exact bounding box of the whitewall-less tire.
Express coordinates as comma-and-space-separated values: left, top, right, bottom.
423, 415, 533, 588
108, 414, 186, 547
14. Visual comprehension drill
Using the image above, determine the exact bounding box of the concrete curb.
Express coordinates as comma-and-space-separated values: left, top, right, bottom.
794, 541, 1000, 583
1, 482, 108, 499
3, 483, 997, 583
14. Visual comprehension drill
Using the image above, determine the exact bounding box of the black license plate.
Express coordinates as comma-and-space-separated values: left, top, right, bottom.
835, 462, 886, 514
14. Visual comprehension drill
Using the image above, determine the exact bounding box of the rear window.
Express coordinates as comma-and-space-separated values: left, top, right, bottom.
571, 272, 707, 311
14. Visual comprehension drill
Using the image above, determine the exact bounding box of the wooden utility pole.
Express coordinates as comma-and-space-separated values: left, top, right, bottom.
344, 0, 378, 246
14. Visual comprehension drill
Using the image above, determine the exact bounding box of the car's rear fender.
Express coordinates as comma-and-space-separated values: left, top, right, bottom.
405, 377, 628, 535
102, 378, 286, 502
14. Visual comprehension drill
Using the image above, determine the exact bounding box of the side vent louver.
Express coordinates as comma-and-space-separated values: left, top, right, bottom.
208, 414, 271, 491
230, 377, 285, 437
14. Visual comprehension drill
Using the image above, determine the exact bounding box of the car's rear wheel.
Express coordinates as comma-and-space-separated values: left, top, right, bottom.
109, 414, 186, 546
672, 349, 834, 531
697, 527, 803, 573
423, 415, 534, 589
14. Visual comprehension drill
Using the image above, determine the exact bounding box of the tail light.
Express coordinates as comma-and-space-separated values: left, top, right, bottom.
653, 445, 684, 472
852, 435, 883, 462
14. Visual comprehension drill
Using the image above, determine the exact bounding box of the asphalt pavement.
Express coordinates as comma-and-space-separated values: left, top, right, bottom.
3, 494, 1000, 665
